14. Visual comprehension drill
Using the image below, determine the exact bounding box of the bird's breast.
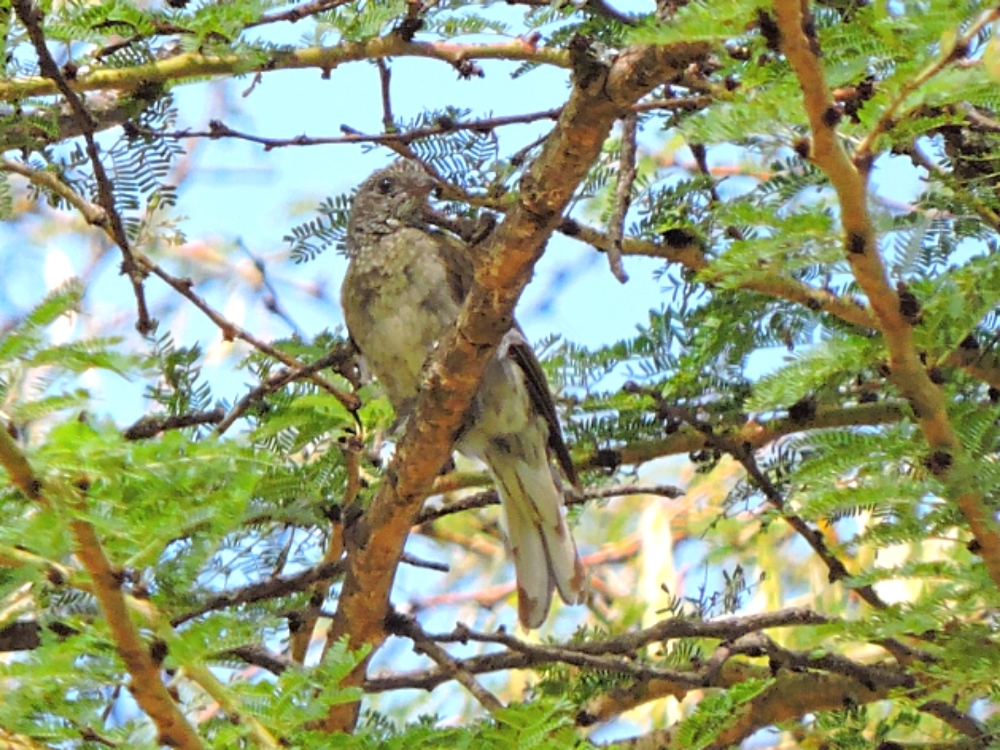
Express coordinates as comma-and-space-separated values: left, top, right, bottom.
341, 229, 461, 408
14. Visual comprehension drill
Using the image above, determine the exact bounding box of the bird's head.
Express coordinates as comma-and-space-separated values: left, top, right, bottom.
345, 160, 438, 256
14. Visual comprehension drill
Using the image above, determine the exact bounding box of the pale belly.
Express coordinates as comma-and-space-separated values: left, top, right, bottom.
342, 230, 460, 411
342, 228, 546, 457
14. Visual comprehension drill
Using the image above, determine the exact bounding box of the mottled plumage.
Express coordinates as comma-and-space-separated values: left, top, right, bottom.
341, 160, 586, 628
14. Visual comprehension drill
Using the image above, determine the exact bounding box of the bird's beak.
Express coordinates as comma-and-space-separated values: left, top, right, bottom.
418, 171, 439, 198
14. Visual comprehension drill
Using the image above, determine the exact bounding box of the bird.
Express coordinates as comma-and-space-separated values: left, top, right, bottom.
341, 159, 586, 628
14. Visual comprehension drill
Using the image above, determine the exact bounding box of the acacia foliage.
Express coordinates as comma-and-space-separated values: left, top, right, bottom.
2, 0, 1000, 748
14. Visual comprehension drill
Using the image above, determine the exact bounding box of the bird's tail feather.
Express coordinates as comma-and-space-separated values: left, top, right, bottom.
485, 445, 586, 629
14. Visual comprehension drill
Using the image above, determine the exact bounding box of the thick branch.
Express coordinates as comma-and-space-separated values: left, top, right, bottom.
773, 0, 1000, 588
1, 37, 568, 102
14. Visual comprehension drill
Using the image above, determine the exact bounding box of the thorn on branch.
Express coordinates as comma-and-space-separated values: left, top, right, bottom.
208, 119, 234, 138
846, 231, 867, 255
149, 638, 169, 667
922, 450, 953, 476
662, 226, 701, 248
821, 105, 843, 128
452, 58, 484, 79
397, 16, 424, 42
558, 218, 581, 236
959, 333, 980, 352
787, 396, 817, 424
853, 150, 875, 174
833, 75, 876, 123
947, 41, 971, 63
895, 281, 922, 326
756, 9, 782, 52
592, 449, 622, 472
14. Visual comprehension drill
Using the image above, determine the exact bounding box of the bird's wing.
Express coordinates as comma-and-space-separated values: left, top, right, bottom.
431, 230, 577, 487
504, 330, 579, 488
430, 230, 476, 305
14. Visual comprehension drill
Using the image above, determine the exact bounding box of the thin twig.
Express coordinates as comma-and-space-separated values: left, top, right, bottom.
377, 59, 395, 132
400, 553, 450, 572
235, 239, 302, 336
124, 408, 226, 440
138, 257, 360, 416
215, 344, 357, 436
583, 0, 639, 26
366, 607, 833, 694
387, 612, 504, 713
171, 560, 344, 627
417, 483, 683, 524
225, 645, 293, 675
607, 113, 637, 283
664, 402, 889, 612
12, 0, 153, 334
1, 159, 107, 227
140, 108, 563, 151
505, 0, 640, 25
135, 99, 710, 154
855, 8, 1000, 162
182, 662, 280, 749
247, 0, 352, 28
92, 0, 355, 60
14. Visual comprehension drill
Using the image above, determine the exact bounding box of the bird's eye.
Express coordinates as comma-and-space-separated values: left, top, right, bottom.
377, 178, 393, 195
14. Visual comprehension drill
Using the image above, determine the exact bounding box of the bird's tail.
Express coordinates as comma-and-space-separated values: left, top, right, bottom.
484, 441, 586, 629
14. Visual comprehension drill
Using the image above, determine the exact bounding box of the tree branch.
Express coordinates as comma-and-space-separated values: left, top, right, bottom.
170, 560, 344, 628
365, 608, 838, 696
67, 500, 204, 748
12, 0, 153, 334
386, 611, 505, 713
0, 158, 108, 228
854, 9, 1000, 162
136, 108, 564, 150
138, 256, 360, 414
0, 37, 569, 102
123, 408, 225, 440
773, 0, 1000, 588
606, 113, 637, 283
